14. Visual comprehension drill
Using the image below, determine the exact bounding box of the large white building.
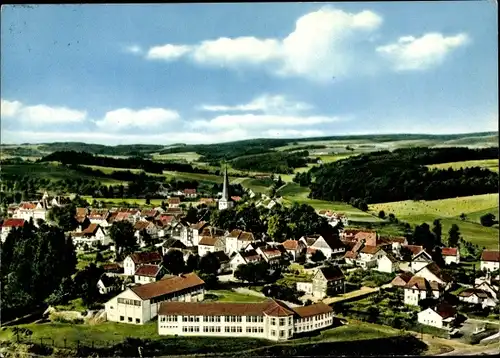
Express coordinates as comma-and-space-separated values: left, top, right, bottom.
1, 218, 25, 243
105, 273, 205, 325
417, 303, 456, 330
158, 299, 334, 341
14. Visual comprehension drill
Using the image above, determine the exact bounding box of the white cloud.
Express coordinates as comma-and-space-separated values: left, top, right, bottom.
94, 107, 180, 132
1, 99, 87, 125
376, 32, 470, 71
143, 7, 383, 81
193, 113, 341, 131
146, 44, 193, 61
199, 94, 313, 114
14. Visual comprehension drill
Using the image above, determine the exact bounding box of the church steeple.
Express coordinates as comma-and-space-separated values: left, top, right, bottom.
222, 164, 230, 200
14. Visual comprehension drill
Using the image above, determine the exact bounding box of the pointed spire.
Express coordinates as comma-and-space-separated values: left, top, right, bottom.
222, 162, 230, 200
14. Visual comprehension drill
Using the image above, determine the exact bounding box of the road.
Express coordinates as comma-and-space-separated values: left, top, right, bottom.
439, 345, 499, 356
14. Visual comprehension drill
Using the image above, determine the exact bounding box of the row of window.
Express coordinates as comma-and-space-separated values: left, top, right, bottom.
270, 329, 292, 337
117, 298, 141, 306
224, 326, 243, 333
182, 326, 200, 332
203, 326, 222, 333
160, 325, 177, 329
161, 315, 264, 323
119, 316, 140, 324
246, 327, 264, 333
270, 317, 293, 326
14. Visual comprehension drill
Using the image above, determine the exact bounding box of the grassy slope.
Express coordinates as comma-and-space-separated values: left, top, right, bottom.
369, 194, 499, 248
427, 159, 499, 172
2, 163, 123, 185
208, 290, 267, 303
278, 183, 382, 223
151, 152, 201, 162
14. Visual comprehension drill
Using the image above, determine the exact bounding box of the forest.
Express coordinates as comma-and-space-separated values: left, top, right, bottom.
307, 147, 499, 204
37, 142, 165, 156
230, 150, 310, 173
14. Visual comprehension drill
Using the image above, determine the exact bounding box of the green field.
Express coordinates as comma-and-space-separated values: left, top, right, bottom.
2, 163, 124, 185
427, 159, 499, 172
369, 194, 499, 248
278, 183, 382, 223
240, 178, 275, 194
81, 196, 165, 208
151, 152, 201, 162
208, 290, 267, 303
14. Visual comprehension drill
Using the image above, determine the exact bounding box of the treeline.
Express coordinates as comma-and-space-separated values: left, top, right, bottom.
37, 142, 165, 156
231, 151, 310, 174
281, 144, 327, 152
308, 147, 499, 204
39, 151, 211, 174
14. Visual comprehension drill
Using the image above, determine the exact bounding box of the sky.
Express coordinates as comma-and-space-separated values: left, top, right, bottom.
1, 2, 498, 145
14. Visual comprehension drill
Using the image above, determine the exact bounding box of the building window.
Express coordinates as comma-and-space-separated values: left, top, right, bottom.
136, 319, 140, 324
271, 318, 276, 325
288, 317, 292, 325
183, 316, 189, 322
225, 327, 230, 333
279, 318, 286, 326
279, 330, 285, 337
128, 317, 132, 322
120, 316, 124, 321
271, 330, 276, 336
289, 329, 292, 336
259, 327, 264, 333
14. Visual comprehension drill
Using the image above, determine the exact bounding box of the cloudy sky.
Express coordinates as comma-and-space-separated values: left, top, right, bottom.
1, 2, 497, 145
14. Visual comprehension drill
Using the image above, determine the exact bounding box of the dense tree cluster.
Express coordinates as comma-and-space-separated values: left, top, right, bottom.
231, 151, 310, 174
37, 142, 165, 156
40, 151, 211, 175
210, 202, 333, 241
309, 147, 499, 204
0, 221, 77, 321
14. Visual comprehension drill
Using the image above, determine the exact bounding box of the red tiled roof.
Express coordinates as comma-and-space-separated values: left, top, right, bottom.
142, 209, 158, 218
319, 266, 344, 281
403, 245, 424, 256
354, 231, 377, 246
405, 276, 441, 291
168, 197, 181, 204
131, 272, 205, 300
83, 223, 100, 235
190, 221, 207, 231
282, 240, 299, 250
115, 212, 131, 221
184, 189, 196, 194
360, 245, 381, 255
134, 221, 152, 230
229, 229, 243, 238
306, 247, 317, 254
391, 272, 414, 287
435, 303, 456, 319
129, 251, 162, 265
344, 250, 357, 259
420, 262, 453, 283
290, 302, 333, 318
239, 232, 255, 241
231, 196, 242, 202
481, 250, 500, 262
442, 247, 458, 256
159, 215, 175, 223
20, 202, 37, 210
134, 264, 162, 277
102, 263, 122, 272
199, 236, 219, 246
1, 218, 25, 228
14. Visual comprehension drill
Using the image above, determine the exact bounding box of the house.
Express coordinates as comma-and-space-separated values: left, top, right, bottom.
102, 263, 124, 276
403, 276, 442, 306
244, 241, 268, 252
198, 236, 226, 257
71, 224, 110, 249
161, 239, 187, 256
256, 245, 287, 267
480, 250, 500, 273
178, 221, 209, 247
123, 251, 163, 276
225, 229, 256, 255
356, 245, 385, 269
212, 251, 231, 274
311, 266, 345, 299
282, 239, 306, 261
296, 281, 313, 295
410, 250, 433, 273
458, 288, 498, 308
88, 209, 110, 227
418, 303, 457, 330
440, 247, 460, 265
141, 209, 160, 221
134, 264, 166, 284
475, 279, 499, 300
309, 233, 346, 259
98, 274, 122, 295
340, 229, 362, 241
157, 299, 334, 340
134, 221, 159, 247
391, 272, 414, 288
105, 273, 206, 324
229, 250, 263, 272
1, 218, 25, 242
13, 202, 47, 223
184, 189, 197, 198
299, 235, 319, 248
199, 198, 216, 206
377, 251, 399, 273
414, 262, 454, 290
168, 197, 181, 208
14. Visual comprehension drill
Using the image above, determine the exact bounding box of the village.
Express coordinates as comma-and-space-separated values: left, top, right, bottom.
1, 167, 499, 347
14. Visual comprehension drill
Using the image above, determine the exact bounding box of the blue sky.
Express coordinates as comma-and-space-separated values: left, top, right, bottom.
1, 2, 498, 145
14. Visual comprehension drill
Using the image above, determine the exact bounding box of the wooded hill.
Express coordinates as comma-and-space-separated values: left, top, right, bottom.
306, 147, 499, 204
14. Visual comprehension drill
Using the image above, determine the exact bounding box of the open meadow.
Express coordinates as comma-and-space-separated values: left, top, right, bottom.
427, 159, 498, 172
369, 194, 499, 248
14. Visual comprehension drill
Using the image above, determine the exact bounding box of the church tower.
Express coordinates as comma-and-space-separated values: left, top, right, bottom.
218, 164, 234, 210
